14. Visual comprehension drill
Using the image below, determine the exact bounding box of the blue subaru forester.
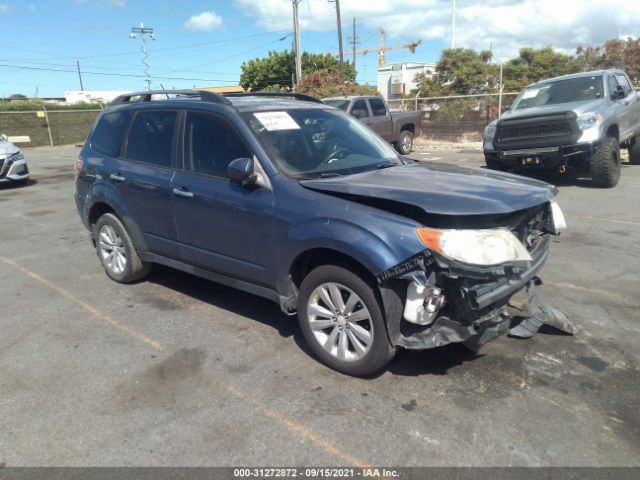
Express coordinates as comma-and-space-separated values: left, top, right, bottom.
75, 90, 573, 376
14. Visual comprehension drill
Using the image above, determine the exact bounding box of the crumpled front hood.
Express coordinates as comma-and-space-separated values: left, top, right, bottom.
300, 162, 557, 216
0, 141, 19, 159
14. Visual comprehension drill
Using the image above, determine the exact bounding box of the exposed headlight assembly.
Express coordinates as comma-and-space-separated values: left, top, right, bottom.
416, 227, 532, 266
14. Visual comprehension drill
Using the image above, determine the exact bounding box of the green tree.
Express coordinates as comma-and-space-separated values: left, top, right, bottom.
240, 50, 356, 91
412, 48, 499, 97
503, 47, 578, 91
296, 69, 376, 98
575, 38, 640, 83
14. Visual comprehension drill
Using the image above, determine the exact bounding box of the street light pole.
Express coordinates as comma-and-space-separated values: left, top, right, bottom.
130, 22, 155, 91
292, 1, 303, 90
450, 0, 456, 49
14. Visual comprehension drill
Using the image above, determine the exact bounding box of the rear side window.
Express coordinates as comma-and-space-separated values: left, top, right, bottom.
183, 111, 252, 178
91, 111, 130, 157
351, 100, 369, 118
369, 98, 387, 116
616, 75, 633, 95
125, 110, 177, 168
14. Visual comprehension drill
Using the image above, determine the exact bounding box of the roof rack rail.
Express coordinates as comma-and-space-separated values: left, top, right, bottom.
223, 92, 323, 104
111, 89, 232, 106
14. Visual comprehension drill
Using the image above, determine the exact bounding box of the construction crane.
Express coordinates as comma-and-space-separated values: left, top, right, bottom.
324, 29, 421, 67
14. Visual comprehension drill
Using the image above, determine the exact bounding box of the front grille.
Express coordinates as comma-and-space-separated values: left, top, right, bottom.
495, 112, 579, 150
498, 121, 572, 142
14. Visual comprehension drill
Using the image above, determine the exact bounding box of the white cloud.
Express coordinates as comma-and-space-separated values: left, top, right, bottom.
106, 0, 125, 7
183, 11, 224, 32
0, 4, 9, 13
234, 0, 640, 59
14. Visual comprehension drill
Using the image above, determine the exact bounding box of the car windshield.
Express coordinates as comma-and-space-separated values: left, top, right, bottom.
242, 108, 400, 179
512, 75, 604, 110
322, 99, 350, 111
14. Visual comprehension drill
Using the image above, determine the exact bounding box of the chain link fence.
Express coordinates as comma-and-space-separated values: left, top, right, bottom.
0, 108, 101, 147
388, 93, 519, 142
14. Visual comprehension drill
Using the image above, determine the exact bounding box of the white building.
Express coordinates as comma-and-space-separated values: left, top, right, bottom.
377, 62, 436, 100
65, 90, 132, 105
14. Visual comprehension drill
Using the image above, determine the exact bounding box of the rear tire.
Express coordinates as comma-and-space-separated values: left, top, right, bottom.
590, 136, 621, 188
484, 154, 505, 171
397, 130, 414, 155
94, 213, 151, 283
297, 265, 396, 376
629, 139, 640, 165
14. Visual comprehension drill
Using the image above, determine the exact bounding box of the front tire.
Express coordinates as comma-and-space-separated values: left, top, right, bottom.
396, 130, 414, 155
94, 213, 151, 283
590, 136, 621, 188
629, 139, 640, 165
297, 265, 396, 376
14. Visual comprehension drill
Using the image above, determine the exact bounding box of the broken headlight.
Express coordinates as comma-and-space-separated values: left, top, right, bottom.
416, 227, 532, 266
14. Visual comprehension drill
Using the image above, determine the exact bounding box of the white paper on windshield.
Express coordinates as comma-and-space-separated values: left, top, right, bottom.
522, 89, 540, 99
253, 112, 300, 131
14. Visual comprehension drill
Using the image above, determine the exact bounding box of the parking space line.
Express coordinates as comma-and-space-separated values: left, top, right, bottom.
572, 215, 640, 226
0, 255, 369, 468
0, 256, 163, 350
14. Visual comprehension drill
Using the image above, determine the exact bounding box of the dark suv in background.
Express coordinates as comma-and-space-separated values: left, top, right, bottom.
75, 90, 571, 376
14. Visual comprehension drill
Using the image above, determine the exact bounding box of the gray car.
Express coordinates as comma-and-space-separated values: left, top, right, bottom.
0, 134, 29, 184
483, 69, 640, 188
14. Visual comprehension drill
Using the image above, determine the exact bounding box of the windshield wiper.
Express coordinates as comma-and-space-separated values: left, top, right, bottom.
319, 172, 343, 178
376, 162, 396, 170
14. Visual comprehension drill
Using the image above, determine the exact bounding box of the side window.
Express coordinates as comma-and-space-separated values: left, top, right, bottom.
184, 111, 251, 179
350, 100, 369, 119
608, 75, 620, 99
91, 110, 130, 157
125, 110, 177, 168
616, 75, 632, 96
369, 98, 387, 117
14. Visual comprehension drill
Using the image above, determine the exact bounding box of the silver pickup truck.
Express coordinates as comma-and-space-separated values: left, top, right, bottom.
323, 95, 423, 154
483, 69, 640, 188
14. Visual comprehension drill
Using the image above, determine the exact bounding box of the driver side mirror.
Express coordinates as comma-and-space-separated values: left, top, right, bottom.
616, 85, 626, 99
351, 109, 367, 119
228, 157, 258, 187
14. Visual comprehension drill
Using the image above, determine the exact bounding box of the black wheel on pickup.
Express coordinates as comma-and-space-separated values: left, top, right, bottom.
484, 154, 505, 171
297, 264, 396, 376
397, 130, 414, 155
629, 139, 640, 165
94, 213, 151, 283
590, 136, 621, 188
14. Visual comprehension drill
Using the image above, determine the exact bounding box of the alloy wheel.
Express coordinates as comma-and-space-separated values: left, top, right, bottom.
307, 282, 374, 362
98, 224, 127, 275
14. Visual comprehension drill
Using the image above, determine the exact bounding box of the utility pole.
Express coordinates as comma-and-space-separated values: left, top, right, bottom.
348, 17, 358, 70
450, 0, 456, 49
76, 61, 84, 91
130, 22, 155, 91
329, 0, 344, 80
292, 1, 303, 90
498, 50, 504, 118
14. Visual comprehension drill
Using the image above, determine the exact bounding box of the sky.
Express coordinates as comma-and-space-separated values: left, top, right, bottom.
0, 0, 639, 98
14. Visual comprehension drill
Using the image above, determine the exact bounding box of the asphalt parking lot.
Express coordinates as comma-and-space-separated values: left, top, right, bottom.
1, 144, 639, 467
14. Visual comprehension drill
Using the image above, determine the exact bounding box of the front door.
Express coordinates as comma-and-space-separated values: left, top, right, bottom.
171, 110, 275, 286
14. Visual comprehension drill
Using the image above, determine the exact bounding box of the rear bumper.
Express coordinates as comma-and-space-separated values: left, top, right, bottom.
485, 141, 599, 170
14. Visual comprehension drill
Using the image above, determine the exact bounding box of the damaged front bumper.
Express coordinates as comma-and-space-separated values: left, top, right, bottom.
378, 235, 574, 352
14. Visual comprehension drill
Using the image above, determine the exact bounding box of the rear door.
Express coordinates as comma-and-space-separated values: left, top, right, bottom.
367, 98, 393, 141
116, 109, 179, 258
171, 109, 275, 285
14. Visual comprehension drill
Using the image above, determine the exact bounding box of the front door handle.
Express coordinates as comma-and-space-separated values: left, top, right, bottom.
172, 187, 194, 198
109, 173, 126, 182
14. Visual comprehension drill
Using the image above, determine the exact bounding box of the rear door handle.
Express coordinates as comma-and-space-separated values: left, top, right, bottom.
109, 173, 126, 182
172, 187, 194, 198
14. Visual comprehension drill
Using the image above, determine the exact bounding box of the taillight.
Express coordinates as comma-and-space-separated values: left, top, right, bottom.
74, 158, 84, 179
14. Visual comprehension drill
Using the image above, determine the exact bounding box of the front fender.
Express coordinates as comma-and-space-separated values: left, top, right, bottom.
278, 217, 424, 294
